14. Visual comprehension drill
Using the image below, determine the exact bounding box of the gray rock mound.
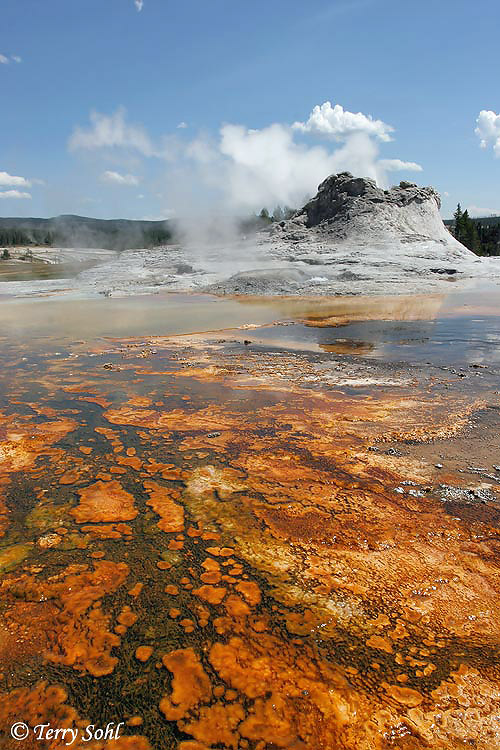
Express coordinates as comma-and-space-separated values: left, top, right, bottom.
273, 172, 472, 260
299, 173, 440, 229
208, 173, 490, 296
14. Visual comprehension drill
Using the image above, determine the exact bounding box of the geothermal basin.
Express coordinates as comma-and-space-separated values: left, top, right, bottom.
0, 285, 499, 749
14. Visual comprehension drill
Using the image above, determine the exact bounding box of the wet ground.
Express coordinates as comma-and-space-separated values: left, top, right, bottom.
0, 287, 499, 749
0, 263, 97, 283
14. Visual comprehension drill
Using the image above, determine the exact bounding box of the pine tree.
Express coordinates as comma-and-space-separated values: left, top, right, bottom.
453, 203, 463, 242
461, 210, 480, 254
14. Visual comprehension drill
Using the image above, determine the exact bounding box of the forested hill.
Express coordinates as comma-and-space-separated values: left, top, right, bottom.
0, 214, 174, 251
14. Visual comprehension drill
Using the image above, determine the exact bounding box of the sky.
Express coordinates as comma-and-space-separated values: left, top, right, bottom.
1, 0, 499, 220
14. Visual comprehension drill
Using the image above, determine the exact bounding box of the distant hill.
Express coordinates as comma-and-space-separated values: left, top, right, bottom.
0, 214, 174, 251
444, 215, 500, 227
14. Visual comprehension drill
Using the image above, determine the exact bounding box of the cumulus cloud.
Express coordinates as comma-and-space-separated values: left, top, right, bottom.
69, 108, 154, 156
101, 170, 140, 186
0, 54, 9, 64
135, 0, 144, 10
11, 55, 22, 63
378, 159, 422, 172
475, 110, 500, 156
0, 171, 31, 187
177, 121, 188, 129
0, 190, 32, 199
293, 101, 393, 142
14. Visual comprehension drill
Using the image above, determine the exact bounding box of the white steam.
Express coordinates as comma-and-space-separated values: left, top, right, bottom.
180, 123, 422, 212
69, 101, 423, 216
217, 123, 337, 208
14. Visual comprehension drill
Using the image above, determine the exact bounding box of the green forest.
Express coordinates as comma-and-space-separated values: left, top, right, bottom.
0, 215, 173, 252
0, 228, 54, 247
448, 204, 500, 256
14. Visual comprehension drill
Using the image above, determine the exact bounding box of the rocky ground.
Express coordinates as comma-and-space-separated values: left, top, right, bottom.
1, 173, 499, 299
206, 173, 496, 296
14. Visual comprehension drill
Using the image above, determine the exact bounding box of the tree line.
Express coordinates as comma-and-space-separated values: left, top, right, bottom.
452, 204, 500, 256
259, 205, 296, 223
239, 205, 295, 234
0, 225, 172, 252
0, 228, 54, 247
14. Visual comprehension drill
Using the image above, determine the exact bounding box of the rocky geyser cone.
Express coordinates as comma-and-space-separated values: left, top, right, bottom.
274, 172, 470, 256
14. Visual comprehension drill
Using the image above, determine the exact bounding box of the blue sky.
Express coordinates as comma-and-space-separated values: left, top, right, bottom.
1, 0, 499, 219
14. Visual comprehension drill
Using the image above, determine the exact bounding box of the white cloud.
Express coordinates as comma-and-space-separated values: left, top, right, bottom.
177, 121, 188, 129
0, 54, 21, 65
101, 170, 140, 186
468, 205, 500, 217
0, 190, 32, 199
135, 0, 144, 10
0, 171, 31, 187
378, 158, 423, 172
69, 108, 154, 156
292, 101, 393, 142
475, 110, 500, 156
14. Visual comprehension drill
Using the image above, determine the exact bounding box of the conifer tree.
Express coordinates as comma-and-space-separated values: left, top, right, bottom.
453, 203, 463, 242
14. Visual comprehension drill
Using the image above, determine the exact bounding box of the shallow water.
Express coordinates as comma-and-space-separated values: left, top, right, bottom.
0, 293, 281, 342
254, 315, 500, 365
0, 283, 499, 358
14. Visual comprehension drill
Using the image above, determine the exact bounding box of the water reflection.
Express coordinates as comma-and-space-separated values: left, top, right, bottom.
248, 285, 500, 365
0, 284, 499, 366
